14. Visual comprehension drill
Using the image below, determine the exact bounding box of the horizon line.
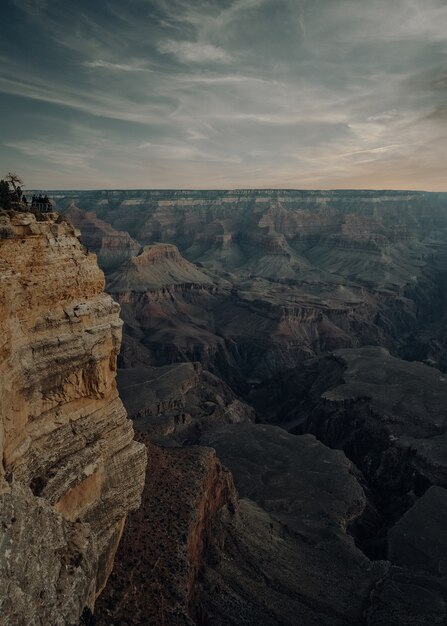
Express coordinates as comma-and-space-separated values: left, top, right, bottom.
25, 187, 446, 193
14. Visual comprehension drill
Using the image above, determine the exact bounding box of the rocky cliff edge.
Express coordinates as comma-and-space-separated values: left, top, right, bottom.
0, 210, 147, 625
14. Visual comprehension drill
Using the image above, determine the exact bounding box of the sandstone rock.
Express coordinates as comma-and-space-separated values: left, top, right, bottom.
107, 242, 214, 292
0, 211, 146, 624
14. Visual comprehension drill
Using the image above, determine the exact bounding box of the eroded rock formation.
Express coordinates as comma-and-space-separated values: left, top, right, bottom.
0, 210, 146, 625
62, 190, 447, 386
56, 190, 447, 624
64, 204, 141, 272
96, 423, 391, 625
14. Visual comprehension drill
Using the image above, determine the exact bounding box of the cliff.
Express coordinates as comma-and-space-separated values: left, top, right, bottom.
64, 204, 141, 271
95, 435, 237, 625
107, 243, 214, 292
0, 210, 147, 625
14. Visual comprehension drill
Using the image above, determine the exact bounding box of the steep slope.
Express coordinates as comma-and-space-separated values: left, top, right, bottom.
252, 346, 447, 566
117, 362, 254, 441
95, 428, 387, 626
0, 210, 146, 624
95, 436, 237, 625
64, 204, 141, 271
105, 243, 234, 382
107, 243, 214, 291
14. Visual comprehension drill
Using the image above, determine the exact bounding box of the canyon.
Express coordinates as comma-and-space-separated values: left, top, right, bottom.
61, 190, 447, 624
2, 189, 447, 624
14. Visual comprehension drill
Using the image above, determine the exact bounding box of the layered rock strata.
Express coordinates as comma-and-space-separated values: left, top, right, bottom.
0, 210, 146, 625
64, 204, 141, 271
63, 192, 447, 388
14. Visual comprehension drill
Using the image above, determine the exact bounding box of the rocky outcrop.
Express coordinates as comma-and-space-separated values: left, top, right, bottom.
0, 210, 146, 624
107, 243, 214, 292
253, 346, 447, 561
96, 424, 389, 625
64, 204, 141, 271
117, 362, 254, 441
94, 435, 237, 625
197, 423, 387, 626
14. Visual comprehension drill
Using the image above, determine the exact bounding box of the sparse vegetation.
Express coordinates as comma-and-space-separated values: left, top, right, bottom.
0, 173, 24, 208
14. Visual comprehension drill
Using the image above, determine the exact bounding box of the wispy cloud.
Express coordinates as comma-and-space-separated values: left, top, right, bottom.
5, 140, 96, 168
0, 73, 167, 125
83, 60, 154, 73
157, 40, 232, 63
138, 140, 242, 163
1, 0, 447, 190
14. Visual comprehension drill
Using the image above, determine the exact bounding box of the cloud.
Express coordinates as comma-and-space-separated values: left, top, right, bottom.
367, 110, 400, 123
1, 0, 447, 190
83, 60, 153, 73
157, 40, 233, 63
5, 140, 95, 168
0, 72, 167, 125
138, 140, 242, 163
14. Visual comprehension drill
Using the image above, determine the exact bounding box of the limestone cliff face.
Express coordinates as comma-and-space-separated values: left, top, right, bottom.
0, 210, 146, 625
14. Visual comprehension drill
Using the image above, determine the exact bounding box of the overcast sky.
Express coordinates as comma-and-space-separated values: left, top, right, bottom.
0, 0, 446, 189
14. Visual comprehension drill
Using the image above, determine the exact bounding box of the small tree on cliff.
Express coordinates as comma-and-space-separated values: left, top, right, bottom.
5, 172, 24, 201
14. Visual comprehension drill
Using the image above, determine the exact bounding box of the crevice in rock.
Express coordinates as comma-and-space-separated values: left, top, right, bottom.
290, 403, 434, 561
29, 475, 47, 496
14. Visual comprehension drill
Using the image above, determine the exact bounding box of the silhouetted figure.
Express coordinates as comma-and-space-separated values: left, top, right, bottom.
16, 186, 22, 202
22, 195, 27, 205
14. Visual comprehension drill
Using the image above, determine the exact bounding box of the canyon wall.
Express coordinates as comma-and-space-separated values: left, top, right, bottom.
60, 190, 447, 387
0, 210, 146, 625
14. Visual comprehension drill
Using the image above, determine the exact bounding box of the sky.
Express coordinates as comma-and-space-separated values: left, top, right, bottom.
0, 0, 446, 190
